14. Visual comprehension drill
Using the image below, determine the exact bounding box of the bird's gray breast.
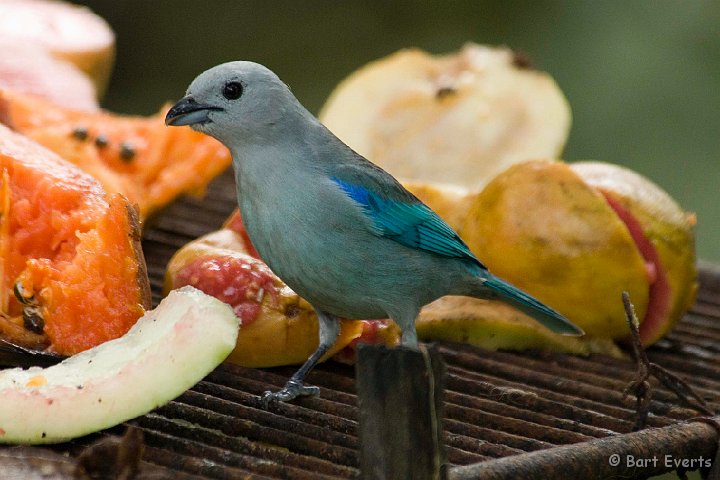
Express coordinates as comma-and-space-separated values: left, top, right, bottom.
235, 159, 392, 317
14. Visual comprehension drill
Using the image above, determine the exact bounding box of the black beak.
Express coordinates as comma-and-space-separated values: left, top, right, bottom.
165, 95, 223, 127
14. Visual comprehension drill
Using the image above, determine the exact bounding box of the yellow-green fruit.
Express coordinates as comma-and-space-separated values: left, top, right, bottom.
571, 161, 697, 345
416, 296, 622, 357
460, 159, 650, 339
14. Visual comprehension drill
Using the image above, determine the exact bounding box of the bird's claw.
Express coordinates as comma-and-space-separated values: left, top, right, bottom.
260, 379, 320, 408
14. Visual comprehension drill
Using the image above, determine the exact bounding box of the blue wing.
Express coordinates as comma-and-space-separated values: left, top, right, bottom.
332, 176, 483, 266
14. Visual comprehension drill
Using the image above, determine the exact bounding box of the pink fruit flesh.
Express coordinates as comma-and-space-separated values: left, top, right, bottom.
224, 209, 261, 259
174, 254, 278, 327
602, 192, 671, 344
332, 320, 392, 364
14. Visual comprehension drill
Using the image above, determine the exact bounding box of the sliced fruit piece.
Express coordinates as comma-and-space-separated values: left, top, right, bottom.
461, 159, 650, 339
572, 161, 697, 345
319, 43, 571, 189
332, 319, 401, 365
0, 40, 98, 111
416, 296, 622, 357
0, 90, 231, 219
164, 220, 365, 368
0, 286, 238, 445
0, 123, 150, 355
0, 0, 115, 97
222, 209, 261, 259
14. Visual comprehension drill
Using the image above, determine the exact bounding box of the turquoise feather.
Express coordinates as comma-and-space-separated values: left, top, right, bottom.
332, 177, 481, 264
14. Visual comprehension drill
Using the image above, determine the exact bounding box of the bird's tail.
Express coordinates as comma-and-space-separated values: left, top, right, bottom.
479, 274, 584, 336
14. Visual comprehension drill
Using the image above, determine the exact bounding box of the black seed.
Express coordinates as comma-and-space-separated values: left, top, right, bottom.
94, 134, 109, 148
23, 307, 44, 334
119, 142, 136, 162
13, 281, 34, 305
72, 127, 89, 141
41, 432, 46, 438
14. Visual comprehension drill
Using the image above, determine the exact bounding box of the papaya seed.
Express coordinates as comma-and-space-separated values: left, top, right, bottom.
23, 306, 44, 334
13, 281, 34, 306
71, 127, 89, 141
94, 134, 109, 148
119, 142, 136, 162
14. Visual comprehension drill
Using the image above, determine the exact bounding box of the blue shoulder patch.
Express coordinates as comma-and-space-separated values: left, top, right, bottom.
332, 177, 481, 264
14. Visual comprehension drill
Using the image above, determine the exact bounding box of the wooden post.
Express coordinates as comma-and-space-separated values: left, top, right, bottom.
357, 343, 447, 480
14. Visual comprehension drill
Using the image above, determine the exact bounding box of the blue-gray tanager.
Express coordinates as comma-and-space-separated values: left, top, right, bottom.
165, 61, 583, 405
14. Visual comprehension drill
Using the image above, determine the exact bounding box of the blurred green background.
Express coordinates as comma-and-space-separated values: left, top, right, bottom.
78, 0, 719, 263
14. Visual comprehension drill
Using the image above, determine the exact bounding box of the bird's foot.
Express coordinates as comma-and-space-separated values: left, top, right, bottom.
260, 379, 319, 408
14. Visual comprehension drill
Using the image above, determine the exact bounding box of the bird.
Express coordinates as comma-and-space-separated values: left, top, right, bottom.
165, 61, 583, 405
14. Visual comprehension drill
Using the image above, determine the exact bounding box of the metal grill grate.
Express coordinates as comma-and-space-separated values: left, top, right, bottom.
2, 169, 718, 479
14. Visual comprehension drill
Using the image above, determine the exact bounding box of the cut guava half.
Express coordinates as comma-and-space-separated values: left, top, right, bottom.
0, 286, 238, 444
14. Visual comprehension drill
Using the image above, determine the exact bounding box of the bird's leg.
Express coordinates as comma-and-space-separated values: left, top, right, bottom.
401, 326, 418, 347
261, 310, 340, 407
393, 308, 420, 348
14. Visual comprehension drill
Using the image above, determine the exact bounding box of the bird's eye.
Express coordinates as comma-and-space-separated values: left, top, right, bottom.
222, 81, 243, 100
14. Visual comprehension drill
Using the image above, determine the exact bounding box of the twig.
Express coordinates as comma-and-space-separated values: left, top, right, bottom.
621, 292, 714, 431
622, 292, 654, 430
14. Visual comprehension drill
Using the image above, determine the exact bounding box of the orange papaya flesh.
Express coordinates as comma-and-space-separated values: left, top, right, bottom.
0, 123, 150, 355
0, 90, 231, 219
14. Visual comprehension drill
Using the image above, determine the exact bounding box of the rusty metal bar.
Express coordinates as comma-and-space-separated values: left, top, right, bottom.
175, 389, 359, 454
445, 389, 616, 439
444, 403, 591, 445
138, 419, 356, 479
193, 379, 359, 435
206, 367, 359, 420
449, 417, 720, 480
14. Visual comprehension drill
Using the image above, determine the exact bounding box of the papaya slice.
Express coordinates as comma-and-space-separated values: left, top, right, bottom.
0, 90, 231, 219
0, 123, 151, 355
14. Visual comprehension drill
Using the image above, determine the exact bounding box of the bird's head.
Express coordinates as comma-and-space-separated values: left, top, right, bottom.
165, 61, 298, 144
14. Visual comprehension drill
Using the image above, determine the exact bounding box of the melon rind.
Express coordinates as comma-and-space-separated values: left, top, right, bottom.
0, 286, 238, 444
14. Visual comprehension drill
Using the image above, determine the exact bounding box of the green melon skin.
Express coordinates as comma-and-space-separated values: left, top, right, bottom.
0, 286, 238, 444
